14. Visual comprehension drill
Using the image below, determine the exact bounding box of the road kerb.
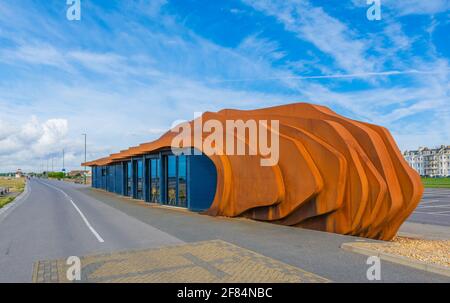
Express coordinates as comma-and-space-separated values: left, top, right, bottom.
341, 242, 450, 278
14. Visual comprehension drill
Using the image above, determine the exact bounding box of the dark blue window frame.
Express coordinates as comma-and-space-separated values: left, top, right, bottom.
133, 159, 144, 200
124, 161, 133, 197
150, 157, 161, 203
161, 151, 189, 208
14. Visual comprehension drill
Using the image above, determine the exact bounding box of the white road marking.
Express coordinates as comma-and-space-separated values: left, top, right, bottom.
416, 205, 450, 209
413, 211, 450, 217
430, 210, 450, 214
38, 180, 105, 243
68, 198, 105, 243
418, 200, 441, 204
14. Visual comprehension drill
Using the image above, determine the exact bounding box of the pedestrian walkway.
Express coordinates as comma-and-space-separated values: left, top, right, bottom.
33, 240, 329, 283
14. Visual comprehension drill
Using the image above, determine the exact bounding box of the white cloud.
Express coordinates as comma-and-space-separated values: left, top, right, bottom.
384, 0, 450, 16
382, 22, 414, 51
0, 0, 448, 172
0, 116, 68, 157
0, 119, 15, 141
34, 119, 69, 154
0, 43, 69, 70
0, 117, 73, 172
237, 34, 287, 61
242, 0, 375, 73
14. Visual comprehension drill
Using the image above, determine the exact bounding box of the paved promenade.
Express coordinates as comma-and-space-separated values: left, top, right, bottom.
33, 240, 329, 283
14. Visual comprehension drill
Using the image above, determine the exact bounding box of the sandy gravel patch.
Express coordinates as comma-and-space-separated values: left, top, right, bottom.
352, 237, 450, 268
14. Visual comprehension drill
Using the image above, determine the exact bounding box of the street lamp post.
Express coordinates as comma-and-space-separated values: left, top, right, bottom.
82, 133, 87, 184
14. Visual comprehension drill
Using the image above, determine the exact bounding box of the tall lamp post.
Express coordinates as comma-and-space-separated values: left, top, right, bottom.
82, 133, 87, 184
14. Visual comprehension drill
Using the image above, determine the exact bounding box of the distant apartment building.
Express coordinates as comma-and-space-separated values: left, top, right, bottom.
403, 145, 450, 177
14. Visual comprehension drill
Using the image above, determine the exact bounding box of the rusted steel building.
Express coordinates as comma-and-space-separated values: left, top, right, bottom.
84, 102, 423, 240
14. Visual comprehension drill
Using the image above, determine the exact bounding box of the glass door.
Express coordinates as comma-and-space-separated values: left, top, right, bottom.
126, 161, 132, 197
135, 159, 143, 200
178, 155, 187, 208
163, 154, 188, 208
166, 155, 177, 206
150, 158, 161, 203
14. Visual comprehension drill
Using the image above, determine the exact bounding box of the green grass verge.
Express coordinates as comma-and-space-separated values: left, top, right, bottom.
0, 177, 25, 192
0, 196, 15, 208
421, 177, 450, 188
0, 177, 25, 208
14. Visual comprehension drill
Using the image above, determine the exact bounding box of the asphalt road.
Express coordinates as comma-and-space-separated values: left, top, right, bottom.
0, 178, 182, 282
407, 188, 450, 226
0, 178, 448, 282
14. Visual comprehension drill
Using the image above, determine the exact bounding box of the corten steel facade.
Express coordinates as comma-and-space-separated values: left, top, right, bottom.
84, 102, 423, 240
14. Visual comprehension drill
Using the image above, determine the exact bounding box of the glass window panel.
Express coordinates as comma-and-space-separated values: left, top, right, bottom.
127, 161, 132, 176
150, 159, 160, 202
127, 161, 132, 197
167, 155, 177, 205
136, 160, 143, 199
137, 161, 143, 178
178, 155, 187, 207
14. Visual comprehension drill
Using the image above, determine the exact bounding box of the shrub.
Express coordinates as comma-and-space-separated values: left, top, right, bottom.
48, 172, 66, 179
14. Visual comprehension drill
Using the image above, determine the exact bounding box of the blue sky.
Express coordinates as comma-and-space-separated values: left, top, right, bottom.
0, 0, 449, 172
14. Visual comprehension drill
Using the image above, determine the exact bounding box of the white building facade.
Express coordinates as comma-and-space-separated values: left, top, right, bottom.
15, 169, 23, 179
404, 145, 450, 177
